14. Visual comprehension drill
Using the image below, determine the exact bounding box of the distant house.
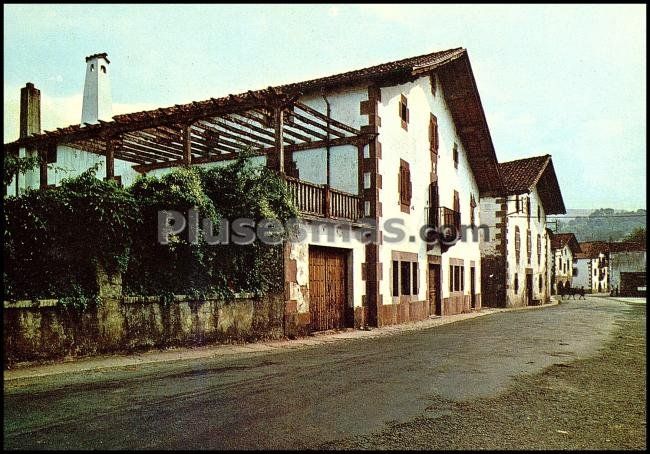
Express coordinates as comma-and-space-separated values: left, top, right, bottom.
574, 241, 609, 293
550, 232, 581, 293
480, 155, 565, 307
609, 242, 646, 297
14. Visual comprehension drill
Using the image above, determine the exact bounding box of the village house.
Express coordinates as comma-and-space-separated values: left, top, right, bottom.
574, 241, 609, 293
5, 48, 504, 334
550, 232, 581, 293
608, 241, 646, 297
479, 155, 565, 307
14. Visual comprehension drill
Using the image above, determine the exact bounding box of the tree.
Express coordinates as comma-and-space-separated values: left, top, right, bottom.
623, 227, 646, 244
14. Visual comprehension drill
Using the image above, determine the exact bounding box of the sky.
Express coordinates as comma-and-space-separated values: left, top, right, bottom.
3, 4, 647, 211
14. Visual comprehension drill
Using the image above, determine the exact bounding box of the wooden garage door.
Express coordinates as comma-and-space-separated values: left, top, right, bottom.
309, 246, 348, 331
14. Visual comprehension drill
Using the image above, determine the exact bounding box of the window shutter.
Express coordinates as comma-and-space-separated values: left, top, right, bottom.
429, 114, 438, 153
406, 165, 412, 201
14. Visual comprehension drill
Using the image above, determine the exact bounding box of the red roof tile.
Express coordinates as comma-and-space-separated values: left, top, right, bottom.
551, 232, 581, 253
576, 241, 610, 259
498, 154, 565, 214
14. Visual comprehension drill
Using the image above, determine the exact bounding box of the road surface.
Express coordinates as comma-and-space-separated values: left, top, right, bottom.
3, 296, 638, 449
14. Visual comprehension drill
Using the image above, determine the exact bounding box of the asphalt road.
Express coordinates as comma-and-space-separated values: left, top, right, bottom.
3, 296, 634, 449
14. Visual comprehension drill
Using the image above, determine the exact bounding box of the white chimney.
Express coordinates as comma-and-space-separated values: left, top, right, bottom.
81, 52, 112, 124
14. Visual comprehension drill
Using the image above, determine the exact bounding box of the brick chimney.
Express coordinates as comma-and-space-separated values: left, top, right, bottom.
20, 82, 41, 138
81, 52, 112, 125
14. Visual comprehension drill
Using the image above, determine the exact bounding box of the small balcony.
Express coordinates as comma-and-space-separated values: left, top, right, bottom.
285, 176, 362, 222
424, 206, 461, 252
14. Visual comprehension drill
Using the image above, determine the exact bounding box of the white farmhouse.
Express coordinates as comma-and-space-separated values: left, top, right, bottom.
479, 155, 566, 307
574, 241, 609, 293
550, 232, 581, 294
5, 48, 505, 332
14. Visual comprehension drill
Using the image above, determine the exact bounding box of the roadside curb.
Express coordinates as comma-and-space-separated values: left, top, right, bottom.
3, 299, 560, 382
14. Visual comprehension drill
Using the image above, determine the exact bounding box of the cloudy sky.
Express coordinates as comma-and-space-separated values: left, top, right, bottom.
4, 4, 646, 210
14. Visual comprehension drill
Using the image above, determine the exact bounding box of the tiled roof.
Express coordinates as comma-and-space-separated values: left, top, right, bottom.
576, 241, 610, 259
551, 232, 581, 253
499, 155, 550, 193
498, 154, 565, 214
609, 241, 646, 253
276, 48, 465, 94
4, 47, 504, 192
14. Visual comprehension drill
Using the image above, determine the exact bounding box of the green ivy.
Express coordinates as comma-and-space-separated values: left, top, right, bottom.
4, 164, 138, 302
4, 151, 297, 304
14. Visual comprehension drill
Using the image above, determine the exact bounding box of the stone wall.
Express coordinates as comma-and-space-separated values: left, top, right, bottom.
4, 293, 285, 366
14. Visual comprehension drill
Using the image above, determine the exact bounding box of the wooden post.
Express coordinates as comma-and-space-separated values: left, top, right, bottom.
324, 185, 331, 218
39, 147, 48, 189
105, 139, 115, 180
183, 124, 192, 165
274, 107, 284, 174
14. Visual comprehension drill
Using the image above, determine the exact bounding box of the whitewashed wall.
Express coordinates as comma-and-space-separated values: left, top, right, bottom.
291, 86, 368, 195
503, 187, 550, 305
6, 145, 139, 196
377, 74, 482, 303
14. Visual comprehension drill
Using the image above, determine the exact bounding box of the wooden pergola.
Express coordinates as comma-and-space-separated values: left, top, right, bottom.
5, 87, 373, 183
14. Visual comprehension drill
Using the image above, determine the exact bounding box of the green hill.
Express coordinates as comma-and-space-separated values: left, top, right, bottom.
554, 208, 646, 242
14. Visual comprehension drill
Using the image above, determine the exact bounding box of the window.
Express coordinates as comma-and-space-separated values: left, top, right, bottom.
526, 197, 531, 222
514, 273, 519, 293
101, 65, 107, 74
469, 194, 476, 227
429, 114, 439, 153
537, 205, 541, 222
428, 183, 439, 226
526, 230, 532, 264
398, 159, 412, 213
539, 276, 543, 293
392, 254, 419, 298
412, 262, 418, 295
537, 234, 542, 265
515, 226, 521, 263
401, 262, 411, 295
90, 64, 95, 72
572, 267, 578, 277
453, 190, 460, 214
449, 264, 464, 292
452, 143, 459, 169
392, 260, 399, 297
399, 94, 409, 130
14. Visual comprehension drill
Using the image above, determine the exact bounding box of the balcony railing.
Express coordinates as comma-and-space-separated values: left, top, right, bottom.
285, 176, 362, 221
424, 206, 461, 251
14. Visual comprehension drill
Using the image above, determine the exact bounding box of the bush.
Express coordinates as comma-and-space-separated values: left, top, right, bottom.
4, 152, 296, 303
4, 164, 138, 304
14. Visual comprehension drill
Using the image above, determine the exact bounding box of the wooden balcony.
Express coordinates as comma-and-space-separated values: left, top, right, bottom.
424, 206, 461, 252
285, 176, 362, 222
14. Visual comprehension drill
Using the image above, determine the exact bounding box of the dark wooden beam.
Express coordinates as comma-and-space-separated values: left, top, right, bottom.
106, 138, 115, 179
183, 124, 192, 165
121, 144, 175, 163
123, 135, 184, 160
222, 114, 285, 145
291, 111, 346, 139
206, 119, 272, 147
39, 148, 48, 189
194, 120, 265, 149
275, 107, 284, 173
131, 134, 369, 174
294, 101, 361, 135
238, 112, 300, 145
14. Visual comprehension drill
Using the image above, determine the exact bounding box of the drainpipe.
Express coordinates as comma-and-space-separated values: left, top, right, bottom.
322, 93, 331, 217
321, 93, 331, 187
